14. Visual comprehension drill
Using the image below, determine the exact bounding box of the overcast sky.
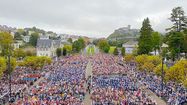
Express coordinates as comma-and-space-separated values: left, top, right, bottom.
0, 0, 187, 38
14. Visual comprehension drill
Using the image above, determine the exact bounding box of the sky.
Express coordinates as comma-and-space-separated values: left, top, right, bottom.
0, 0, 187, 38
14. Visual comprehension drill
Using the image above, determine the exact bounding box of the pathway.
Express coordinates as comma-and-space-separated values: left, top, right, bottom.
84, 61, 92, 105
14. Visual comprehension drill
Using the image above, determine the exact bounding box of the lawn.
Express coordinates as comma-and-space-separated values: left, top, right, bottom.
87, 46, 95, 55
109, 46, 116, 54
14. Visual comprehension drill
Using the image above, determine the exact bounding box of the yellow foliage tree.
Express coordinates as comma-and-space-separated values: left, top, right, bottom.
153, 64, 168, 76
165, 60, 187, 83
135, 55, 161, 72
124, 54, 135, 63
0, 57, 6, 77
23, 56, 52, 70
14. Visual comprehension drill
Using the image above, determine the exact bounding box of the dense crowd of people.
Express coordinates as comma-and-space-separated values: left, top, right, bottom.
0, 53, 187, 105
90, 54, 156, 105
0, 67, 42, 104
136, 71, 187, 105
12, 55, 87, 105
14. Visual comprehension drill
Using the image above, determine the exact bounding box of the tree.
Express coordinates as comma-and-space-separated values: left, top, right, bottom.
72, 38, 86, 53
168, 32, 184, 60
63, 45, 72, 54
182, 29, 187, 58
113, 47, 119, 55
14, 32, 22, 40
135, 55, 161, 72
138, 18, 153, 55
165, 60, 187, 83
154, 64, 168, 76
121, 47, 125, 56
124, 54, 134, 63
0, 57, 6, 77
56, 48, 62, 57
67, 38, 73, 43
7, 57, 17, 74
78, 38, 86, 49
0, 32, 14, 56
72, 40, 82, 53
63, 47, 67, 56
98, 39, 110, 53
13, 48, 26, 58
167, 7, 187, 32
151, 32, 162, 55
23, 56, 52, 70
29, 32, 39, 47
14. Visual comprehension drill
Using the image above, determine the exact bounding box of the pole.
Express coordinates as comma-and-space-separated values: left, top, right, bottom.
8, 49, 12, 102
161, 57, 164, 96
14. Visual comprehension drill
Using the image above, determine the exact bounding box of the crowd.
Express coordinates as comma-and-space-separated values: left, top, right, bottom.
136, 71, 187, 105
1, 53, 186, 105
91, 54, 127, 75
12, 55, 88, 105
0, 66, 42, 104
90, 54, 156, 105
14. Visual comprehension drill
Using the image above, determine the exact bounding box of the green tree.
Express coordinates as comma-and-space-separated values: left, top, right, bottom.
72, 38, 85, 53
167, 7, 187, 32
98, 39, 110, 53
151, 32, 162, 55
0, 57, 6, 77
78, 38, 86, 49
63, 47, 67, 56
113, 47, 119, 55
72, 40, 82, 53
63, 45, 72, 54
14, 32, 22, 40
29, 32, 39, 47
138, 18, 153, 55
121, 47, 125, 56
168, 32, 184, 60
56, 48, 62, 57
0, 32, 14, 56
67, 38, 73, 43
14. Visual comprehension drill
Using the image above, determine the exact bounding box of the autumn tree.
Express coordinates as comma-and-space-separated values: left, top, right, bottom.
0, 57, 6, 77
0, 32, 14, 56
98, 39, 110, 53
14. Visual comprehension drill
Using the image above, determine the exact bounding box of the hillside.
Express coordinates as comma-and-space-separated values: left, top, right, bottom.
107, 25, 140, 42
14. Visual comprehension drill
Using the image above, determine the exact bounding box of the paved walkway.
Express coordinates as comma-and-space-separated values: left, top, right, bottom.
84, 61, 92, 105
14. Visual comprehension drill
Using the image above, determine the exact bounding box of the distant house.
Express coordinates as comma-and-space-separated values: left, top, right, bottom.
23, 36, 30, 43
13, 40, 23, 49
122, 41, 138, 54
36, 35, 61, 57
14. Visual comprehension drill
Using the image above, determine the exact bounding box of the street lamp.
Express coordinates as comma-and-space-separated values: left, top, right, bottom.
160, 43, 168, 96
7, 48, 13, 103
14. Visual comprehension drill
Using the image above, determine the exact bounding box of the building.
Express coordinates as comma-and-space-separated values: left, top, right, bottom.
13, 40, 23, 49
23, 36, 30, 43
122, 41, 138, 54
36, 35, 61, 57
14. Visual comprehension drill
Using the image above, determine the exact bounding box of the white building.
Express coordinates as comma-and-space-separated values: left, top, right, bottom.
122, 41, 138, 54
36, 35, 61, 57
13, 40, 23, 49
23, 36, 30, 43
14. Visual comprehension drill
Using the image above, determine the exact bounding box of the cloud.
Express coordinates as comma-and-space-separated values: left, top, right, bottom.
0, 0, 187, 38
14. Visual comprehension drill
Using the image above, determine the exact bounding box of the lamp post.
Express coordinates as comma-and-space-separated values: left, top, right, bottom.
161, 57, 164, 94
8, 48, 12, 103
